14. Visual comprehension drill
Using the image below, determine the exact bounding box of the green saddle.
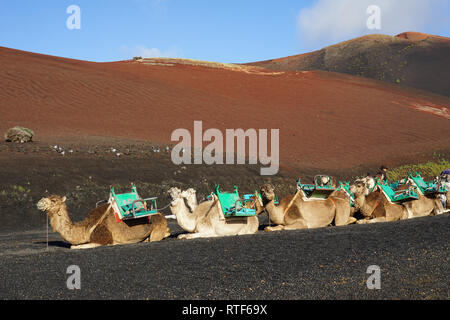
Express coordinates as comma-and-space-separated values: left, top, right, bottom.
109, 184, 159, 220
377, 180, 418, 203
409, 172, 447, 195
214, 185, 256, 218
297, 176, 336, 199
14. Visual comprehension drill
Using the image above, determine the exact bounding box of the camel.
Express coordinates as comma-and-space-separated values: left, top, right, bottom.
349, 178, 444, 224
349, 180, 408, 224
403, 177, 447, 216
37, 195, 170, 249
168, 187, 259, 240
259, 184, 356, 232
401, 188, 445, 217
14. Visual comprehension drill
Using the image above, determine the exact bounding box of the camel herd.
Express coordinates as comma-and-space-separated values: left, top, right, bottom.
36, 176, 450, 250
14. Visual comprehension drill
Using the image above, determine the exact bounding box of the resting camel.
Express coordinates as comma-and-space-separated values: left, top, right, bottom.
168, 187, 259, 240
181, 188, 266, 214
349, 180, 407, 224
259, 184, 355, 232
349, 178, 444, 224
37, 195, 170, 249
386, 178, 446, 215
377, 177, 445, 217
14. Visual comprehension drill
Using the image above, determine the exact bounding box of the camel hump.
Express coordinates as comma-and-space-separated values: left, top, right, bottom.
82, 203, 112, 228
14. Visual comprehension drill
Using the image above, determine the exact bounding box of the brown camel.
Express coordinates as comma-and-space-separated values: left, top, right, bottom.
351, 178, 445, 224
349, 180, 407, 224
37, 195, 170, 249
259, 184, 355, 232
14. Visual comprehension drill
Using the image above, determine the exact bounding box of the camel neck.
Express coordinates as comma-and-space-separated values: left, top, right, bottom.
354, 192, 378, 217
48, 205, 82, 243
171, 200, 197, 232
264, 200, 284, 225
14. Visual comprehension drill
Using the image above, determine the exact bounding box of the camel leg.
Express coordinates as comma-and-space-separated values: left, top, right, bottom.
335, 216, 357, 226
356, 217, 378, 224
177, 232, 217, 240
283, 221, 308, 230
70, 243, 102, 250
434, 198, 445, 215
264, 225, 286, 232
265, 221, 307, 231
363, 217, 387, 224
345, 217, 357, 225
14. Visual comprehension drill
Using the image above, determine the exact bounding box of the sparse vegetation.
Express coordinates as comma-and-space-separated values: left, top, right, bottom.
4, 126, 34, 143
387, 158, 450, 181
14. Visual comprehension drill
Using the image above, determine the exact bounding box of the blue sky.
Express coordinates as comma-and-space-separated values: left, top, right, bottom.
0, 0, 449, 63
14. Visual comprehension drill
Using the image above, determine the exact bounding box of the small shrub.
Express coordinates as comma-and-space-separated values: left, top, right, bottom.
4, 126, 34, 143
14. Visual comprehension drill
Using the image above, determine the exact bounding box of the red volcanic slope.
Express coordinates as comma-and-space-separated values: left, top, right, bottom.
0, 46, 449, 171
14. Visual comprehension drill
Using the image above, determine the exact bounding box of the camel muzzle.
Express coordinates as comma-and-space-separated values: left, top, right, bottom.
36, 199, 48, 211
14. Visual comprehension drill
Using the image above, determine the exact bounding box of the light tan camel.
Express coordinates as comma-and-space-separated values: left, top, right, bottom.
259, 184, 355, 232
168, 187, 259, 240
37, 195, 170, 249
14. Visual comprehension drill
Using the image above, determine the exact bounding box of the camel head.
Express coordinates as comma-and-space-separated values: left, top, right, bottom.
260, 184, 276, 202
363, 177, 376, 192
37, 195, 67, 215
167, 187, 182, 205
349, 180, 368, 197
181, 188, 198, 212
181, 188, 197, 202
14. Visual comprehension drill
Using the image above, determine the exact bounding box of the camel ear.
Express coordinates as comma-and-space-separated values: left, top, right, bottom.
62, 196, 67, 202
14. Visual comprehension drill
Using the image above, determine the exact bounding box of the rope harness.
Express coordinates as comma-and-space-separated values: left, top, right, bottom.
46, 212, 48, 252
329, 197, 336, 210
283, 189, 301, 215
369, 197, 382, 216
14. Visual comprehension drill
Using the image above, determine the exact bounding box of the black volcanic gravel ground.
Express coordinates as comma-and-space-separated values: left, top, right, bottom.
0, 214, 448, 300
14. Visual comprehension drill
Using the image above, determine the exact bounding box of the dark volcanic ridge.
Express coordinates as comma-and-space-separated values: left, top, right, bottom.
248, 32, 450, 97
